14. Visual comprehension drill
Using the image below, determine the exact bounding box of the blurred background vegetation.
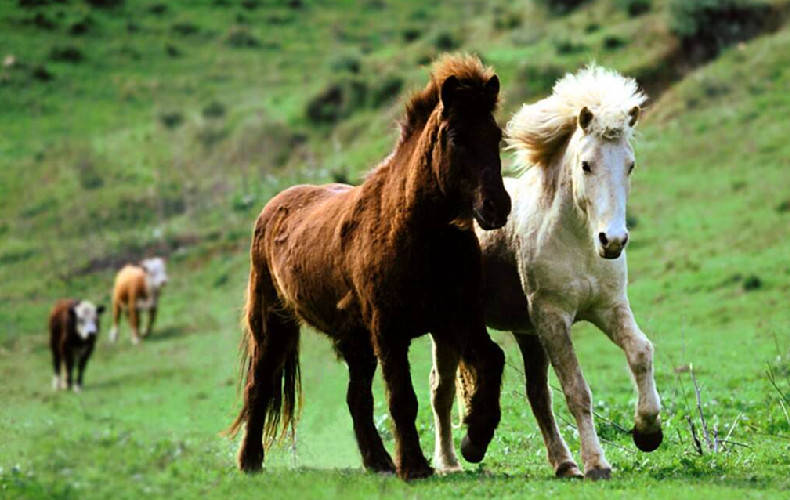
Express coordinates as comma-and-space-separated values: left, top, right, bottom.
2, 0, 788, 345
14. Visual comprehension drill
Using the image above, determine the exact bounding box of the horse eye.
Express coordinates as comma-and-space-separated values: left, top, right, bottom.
581, 161, 592, 173
628, 162, 635, 174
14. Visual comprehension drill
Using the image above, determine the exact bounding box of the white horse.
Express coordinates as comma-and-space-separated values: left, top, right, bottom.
430, 65, 662, 479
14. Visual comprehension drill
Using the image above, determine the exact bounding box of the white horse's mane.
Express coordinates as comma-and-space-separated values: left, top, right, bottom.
506, 64, 646, 172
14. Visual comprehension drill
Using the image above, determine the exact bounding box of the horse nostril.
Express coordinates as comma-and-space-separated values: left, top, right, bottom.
483, 199, 495, 214
623, 233, 629, 245
598, 232, 608, 246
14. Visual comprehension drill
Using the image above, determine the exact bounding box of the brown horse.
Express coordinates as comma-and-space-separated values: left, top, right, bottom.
227, 54, 511, 480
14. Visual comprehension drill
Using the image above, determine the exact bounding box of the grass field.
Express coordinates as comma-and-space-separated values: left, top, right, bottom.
2, 1, 790, 498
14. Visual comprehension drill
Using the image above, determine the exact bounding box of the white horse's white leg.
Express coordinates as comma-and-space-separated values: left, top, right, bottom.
532, 305, 611, 479
430, 338, 462, 473
592, 304, 662, 451
513, 332, 582, 478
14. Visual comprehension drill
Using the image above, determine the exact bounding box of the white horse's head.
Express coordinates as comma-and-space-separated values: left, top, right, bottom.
506, 65, 645, 260
571, 105, 639, 259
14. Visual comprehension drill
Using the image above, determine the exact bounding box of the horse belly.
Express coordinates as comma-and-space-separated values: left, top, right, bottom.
482, 252, 531, 332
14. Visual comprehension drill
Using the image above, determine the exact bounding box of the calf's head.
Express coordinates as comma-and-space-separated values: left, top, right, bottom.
72, 301, 105, 339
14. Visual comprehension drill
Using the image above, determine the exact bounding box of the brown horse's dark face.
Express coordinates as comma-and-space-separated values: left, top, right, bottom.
437, 75, 511, 230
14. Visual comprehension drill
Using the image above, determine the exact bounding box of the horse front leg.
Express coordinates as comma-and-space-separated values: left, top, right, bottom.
337, 336, 395, 474
455, 326, 505, 464
429, 336, 462, 473
513, 332, 582, 478
591, 304, 662, 452
532, 304, 611, 479
375, 335, 432, 480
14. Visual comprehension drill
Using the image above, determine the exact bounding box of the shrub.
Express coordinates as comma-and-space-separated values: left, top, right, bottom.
371, 75, 403, 107
616, 0, 651, 17
86, 0, 124, 8
603, 35, 626, 50
31, 65, 54, 81
669, 0, 774, 56
147, 3, 167, 15
330, 54, 361, 74
159, 110, 183, 129
202, 100, 226, 119
433, 31, 460, 51
224, 25, 260, 48
535, 0, 589, 15
172, 22, 199, 36
305, 79, 368, 124
402, 28, 420, 42
49, 45, 84, 63
68, 16, 93, 36
554, 38, 586, 54
165, 43, 182, 57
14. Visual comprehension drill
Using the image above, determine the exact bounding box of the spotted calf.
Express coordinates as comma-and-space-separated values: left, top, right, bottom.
49, 299, 105, 392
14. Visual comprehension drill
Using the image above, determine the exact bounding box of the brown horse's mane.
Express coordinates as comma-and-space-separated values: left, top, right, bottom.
398, 53, 496, 144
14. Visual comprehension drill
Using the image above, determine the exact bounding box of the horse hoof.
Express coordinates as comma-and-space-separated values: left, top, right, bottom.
460, 435, 487, 463
633, 427, 663, 452
584, 467, 611, 480
397, 461, 433, 481
555, 461, 583, 479
237, 446, 264, 474
433, 455, 463, 475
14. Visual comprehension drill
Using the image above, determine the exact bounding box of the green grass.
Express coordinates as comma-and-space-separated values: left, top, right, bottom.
2, 0, 790, 498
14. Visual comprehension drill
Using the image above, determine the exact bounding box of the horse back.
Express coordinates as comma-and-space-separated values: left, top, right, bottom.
253, 183, 360, 330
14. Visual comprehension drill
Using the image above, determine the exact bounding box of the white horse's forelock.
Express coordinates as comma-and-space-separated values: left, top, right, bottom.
505, 64, 647, 174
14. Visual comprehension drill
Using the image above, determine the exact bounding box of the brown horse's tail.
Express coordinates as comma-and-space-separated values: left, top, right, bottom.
455, 363, 475, 427
225, 262, 302, 452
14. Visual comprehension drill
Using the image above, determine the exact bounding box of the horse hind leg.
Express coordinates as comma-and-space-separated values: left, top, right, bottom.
337, 336, 395, 474
429, 337, 462, 473
233, 265, 301, 473
513, 332, 582, 478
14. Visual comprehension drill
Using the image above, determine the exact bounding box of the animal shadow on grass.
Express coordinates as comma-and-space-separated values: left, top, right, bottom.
144, 324, 190, 343
86, 366, 182, 391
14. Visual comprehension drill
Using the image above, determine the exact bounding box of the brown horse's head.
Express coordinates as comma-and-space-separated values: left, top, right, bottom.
430, 56, 511, 230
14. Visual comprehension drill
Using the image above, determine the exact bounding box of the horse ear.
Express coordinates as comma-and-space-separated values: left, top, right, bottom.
441, 75, 460, 111
578, 106, 594, 132
628, 106, 640, 127
485, 74, 499, 99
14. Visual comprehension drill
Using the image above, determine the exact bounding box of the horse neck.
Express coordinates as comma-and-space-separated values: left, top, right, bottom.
375, 114, 460, 232
542, 135, 595, 247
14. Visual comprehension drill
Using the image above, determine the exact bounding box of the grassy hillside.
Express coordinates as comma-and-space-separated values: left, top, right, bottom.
2, 1, 790, 498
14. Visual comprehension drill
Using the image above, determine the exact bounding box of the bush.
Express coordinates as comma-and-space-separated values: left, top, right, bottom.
224, 25, 260, 48
305, 79, 367, 124
68, 16, 94, 36
535, 0, 589, 15
86, 0, 123, 7
202, 100, 226, 119
603, 35, 626, 50
433, 31, 460, 51
330, 54, 361, 74
49, 45, 84, 63
159, 110, 183, 129
172, 22, 199, 36
371, 75, 403, 107
669, 0, 774, 56
402, 28, 420, 42
616, 0, 651, 17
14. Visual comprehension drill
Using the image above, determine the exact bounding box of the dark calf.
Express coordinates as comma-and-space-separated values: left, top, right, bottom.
49, 299, 105, 392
